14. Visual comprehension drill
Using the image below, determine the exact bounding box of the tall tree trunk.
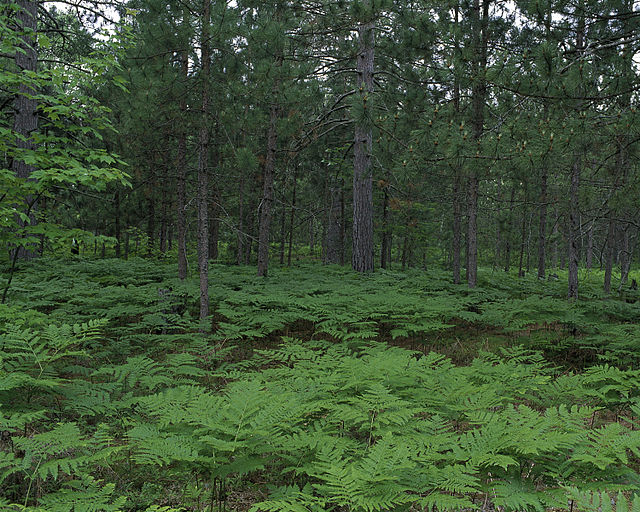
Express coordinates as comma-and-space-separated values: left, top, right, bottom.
537, 5, 552, 280
197, 0, 211, 327
177, 45, 188, 280
568, 159, 580, 300
257, 66, 280, 277
452, 2, 462, 283
352, 5, 375, 273
13, 0, 38, 260
466, 0, 490, 288
568, 1, 584, 300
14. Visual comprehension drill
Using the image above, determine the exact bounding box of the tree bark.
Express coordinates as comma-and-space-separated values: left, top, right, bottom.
115, 189, 121, 258
585, 220, 593, 270
352, 5, 375, 273
568, 159, 580, 300
466, 0, 490, 288
380, 186, 391, 269
452, 172, 462, 283
604, 216, 615, 294
287, 167, 297, 266
518, 180, 528, 278
537, 170, 547, 279
325, 174, 343, 265
257, 67, 280, 277
504, 183, 516, 272
177, 45, 188, 280
13, 0, 38, 259
197, 0, 211, 327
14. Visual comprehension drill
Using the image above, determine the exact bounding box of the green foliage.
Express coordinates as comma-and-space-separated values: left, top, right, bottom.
4, 259, 640, 510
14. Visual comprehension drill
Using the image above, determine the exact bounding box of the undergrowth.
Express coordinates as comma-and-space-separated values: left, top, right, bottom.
2, 258, 640, 511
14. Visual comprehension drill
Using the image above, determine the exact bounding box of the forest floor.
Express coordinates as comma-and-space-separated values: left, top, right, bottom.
2, 258, 640, 511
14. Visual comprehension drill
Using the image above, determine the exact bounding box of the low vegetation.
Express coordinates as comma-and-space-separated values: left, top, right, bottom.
2, 259, 640, 511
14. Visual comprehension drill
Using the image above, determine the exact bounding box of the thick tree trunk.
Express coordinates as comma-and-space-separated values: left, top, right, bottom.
568, 159, 580, 300
257, 78, 280, 277
352, 9, 375, 273
13, 0, 38, 259
197, 0, 211, 328
177, 47, 188, 280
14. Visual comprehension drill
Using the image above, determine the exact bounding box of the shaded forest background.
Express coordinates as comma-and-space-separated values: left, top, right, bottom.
3, 0, 640, 308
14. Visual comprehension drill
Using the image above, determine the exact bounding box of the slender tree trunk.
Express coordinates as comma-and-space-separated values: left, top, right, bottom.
177, 46, 188, 280
287, 167, 297, 266
586, 221, 593, 270
494, 178, 502, 271
551, 205, 559, 269
518, 181, 528, 277
618, 227, 631, 293
352, 6, 375, 273
538, 170, 547, 279
401, 234, 409, 270
257, 67, 280, 277
209, 194, 220, 260
279, 199, 286, 265
197, 0, 211, 327
452, 3, 462, 283
604, 217, 615, 294
147, 185, 155, 257
568, 159, 580, 300
325, 175, 343, 264
504, 183, 516, 272
381, 186, 391, 269
115, 189, 121, 258
453, 172, 462, 283
237, 173, 245, 265
160, 172, 168, 254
